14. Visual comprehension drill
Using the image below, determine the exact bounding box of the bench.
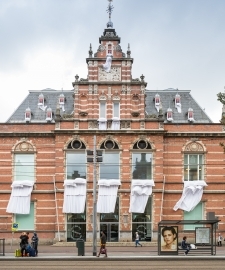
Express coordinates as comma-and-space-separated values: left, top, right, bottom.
178, 244, 215, 256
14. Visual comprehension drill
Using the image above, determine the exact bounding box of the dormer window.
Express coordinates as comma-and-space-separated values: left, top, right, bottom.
175, 93, 181, 113
38, 93, 46, 111
59, 94, 65, 105
38, 93, 44, 106
59, 94, 65, 112
188, 108, 195, 122
155, 94, 160, 112
25, 107, 31, 122
167, 108, 173, 122
46, 108, 52, 122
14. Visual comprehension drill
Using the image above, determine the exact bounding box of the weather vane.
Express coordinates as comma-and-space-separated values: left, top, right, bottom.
106, 0, 114, 28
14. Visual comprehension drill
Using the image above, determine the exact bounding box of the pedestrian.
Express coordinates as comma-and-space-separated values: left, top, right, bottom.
181, 236, 190, 255
135, 231, 142, 247
217, 233, 223, 246
19, 232, 29, 257
97, 231, 107, 257
31, 232, 39, 256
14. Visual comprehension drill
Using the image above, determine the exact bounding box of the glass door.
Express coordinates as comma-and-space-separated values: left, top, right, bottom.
100, 223, 119, 242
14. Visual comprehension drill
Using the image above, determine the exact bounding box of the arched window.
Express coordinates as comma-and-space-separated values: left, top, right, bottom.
66, 139, 86, 179
132, 140, 152, 179
99, 139, 120, 179
183, 142, 205, 181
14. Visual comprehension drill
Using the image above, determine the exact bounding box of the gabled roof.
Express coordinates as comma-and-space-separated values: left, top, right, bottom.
7, 89, 74, 123
145, 89, 212, 123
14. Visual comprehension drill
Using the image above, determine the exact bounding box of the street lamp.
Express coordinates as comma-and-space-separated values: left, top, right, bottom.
87, 135, 103, 256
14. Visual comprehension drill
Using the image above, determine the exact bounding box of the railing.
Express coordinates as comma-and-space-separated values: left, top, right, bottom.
0, 238, 5, 256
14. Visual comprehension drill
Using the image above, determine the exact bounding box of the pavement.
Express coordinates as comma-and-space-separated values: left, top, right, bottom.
1, 244, 225, 261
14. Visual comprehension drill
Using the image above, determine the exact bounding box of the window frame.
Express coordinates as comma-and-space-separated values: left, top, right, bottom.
131, 151, 153, 180
14, 153, 35, 181
99, 102, 106, 118
113, 102, 120, 118
184, 154, 204, 181
66, 150, 87, 179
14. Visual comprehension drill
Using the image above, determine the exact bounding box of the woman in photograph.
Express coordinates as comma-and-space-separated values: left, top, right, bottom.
161, 226, 177, 251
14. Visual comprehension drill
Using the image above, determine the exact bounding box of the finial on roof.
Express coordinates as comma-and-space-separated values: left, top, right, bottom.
106, 0, 114, 28
127, 43, 131, 57
89, 43, 93, 57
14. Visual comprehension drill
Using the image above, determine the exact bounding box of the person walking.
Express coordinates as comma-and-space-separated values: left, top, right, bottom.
217, 233, 223, 246
31, 232, 39, 256
135, 231, 142, 247
181, 236, 190, 255
97, 231, 107, 257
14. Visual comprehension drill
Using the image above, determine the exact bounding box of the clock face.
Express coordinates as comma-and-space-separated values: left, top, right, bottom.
98, 67, 121, 81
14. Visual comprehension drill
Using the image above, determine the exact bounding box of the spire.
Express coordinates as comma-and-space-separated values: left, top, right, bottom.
89, 43, 93, 57
106, 0, 114, 28
127, 43, 131, 57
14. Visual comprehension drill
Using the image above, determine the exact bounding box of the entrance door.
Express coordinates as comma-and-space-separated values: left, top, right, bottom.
100, 223, 119, 242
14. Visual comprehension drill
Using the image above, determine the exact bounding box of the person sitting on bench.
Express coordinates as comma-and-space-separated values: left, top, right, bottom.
181, 236, 190, 255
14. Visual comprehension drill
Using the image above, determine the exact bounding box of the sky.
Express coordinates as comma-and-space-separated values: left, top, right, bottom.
0, 0, 224, 123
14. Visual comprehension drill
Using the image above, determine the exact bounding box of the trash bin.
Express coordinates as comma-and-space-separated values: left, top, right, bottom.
76, 239, 85, 256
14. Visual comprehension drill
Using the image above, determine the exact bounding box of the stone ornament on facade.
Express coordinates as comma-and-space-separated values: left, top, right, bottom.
184, 142, 204, 152
88, 121, 98, 129
140, 121, 145, 129
74, 121, 79, 129
98, 67, 121, 81
14, 141, 34, 152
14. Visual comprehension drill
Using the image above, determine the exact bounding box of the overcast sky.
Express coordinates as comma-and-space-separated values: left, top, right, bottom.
0, 0, 224, 123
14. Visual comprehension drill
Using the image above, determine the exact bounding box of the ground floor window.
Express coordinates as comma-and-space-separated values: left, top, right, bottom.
132, 197, 152, 241
67, 213, 86, 241
15, 202, 34, 231
100, 197, 119, 242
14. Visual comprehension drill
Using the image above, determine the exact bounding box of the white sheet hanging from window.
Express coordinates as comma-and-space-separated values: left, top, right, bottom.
97, 179, 121, 213
173, 180, 207, 212
103, 54, 112, 72
111, 117, 120, 130
98, 118, 107, 130
6, 180, 34, 214
63, 178, 86, 213
129, 179, 155, 213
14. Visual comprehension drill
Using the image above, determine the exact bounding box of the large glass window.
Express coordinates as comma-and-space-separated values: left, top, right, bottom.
67, 213, 86, 241
66, 152, 86, 179
184, 154, 204, 181
15, 202, 34, 230
14, 154, 34, 181
132, 153, 152, 179
132, 197, 152, 241
184, 203, 203, 230
100, 152, 120, 179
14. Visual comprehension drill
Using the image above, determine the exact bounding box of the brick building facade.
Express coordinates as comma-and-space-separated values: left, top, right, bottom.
0, 2, 224, 244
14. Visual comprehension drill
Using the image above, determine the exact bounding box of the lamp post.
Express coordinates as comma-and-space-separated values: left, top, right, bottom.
93, 135, 97, 256
87, 135, 103, 256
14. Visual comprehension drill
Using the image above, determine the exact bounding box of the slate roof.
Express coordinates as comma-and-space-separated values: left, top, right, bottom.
145, 89, 212, 123
6, 88, 212, 124
7, 89, 74, 123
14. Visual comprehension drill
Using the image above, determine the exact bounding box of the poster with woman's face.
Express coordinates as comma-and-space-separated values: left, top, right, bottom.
160, 226, 178, 252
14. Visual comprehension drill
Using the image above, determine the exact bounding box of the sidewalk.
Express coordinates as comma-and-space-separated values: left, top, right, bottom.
1, 244, 225, 261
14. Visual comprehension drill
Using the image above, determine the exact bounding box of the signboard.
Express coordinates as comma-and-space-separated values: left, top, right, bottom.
12, 223, 19, 232
159, 226, 178, 255
195, 227, 210, 244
